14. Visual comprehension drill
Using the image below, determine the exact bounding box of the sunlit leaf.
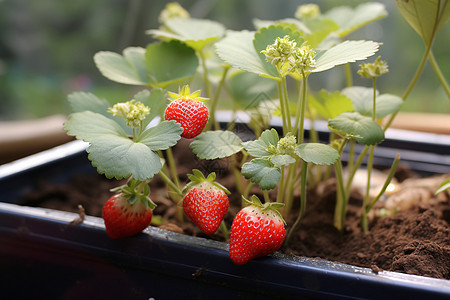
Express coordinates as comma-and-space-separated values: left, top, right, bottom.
342, 86, 403, 119
325, 2, 388, 37
308, 90, 354, 119
313, 40, 380, 73
396, 0, 449, 45
328, 112, 385, 145
147, 17, 226, 51
94, 47, 148, 85
216, 30, 269, 77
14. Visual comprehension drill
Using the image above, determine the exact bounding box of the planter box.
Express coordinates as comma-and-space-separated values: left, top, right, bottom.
1, 125, 450, 298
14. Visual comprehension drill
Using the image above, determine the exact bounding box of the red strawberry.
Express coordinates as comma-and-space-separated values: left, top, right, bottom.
164, 85, 209, 139
103, 191, 156, 239
183, 169, 230, 234
229, 196, 285, 265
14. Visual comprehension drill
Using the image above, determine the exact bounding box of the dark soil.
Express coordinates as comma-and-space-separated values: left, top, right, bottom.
21, 140, 450, 280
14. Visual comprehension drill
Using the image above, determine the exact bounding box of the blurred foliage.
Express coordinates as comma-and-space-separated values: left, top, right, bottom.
0, 0, 448, 120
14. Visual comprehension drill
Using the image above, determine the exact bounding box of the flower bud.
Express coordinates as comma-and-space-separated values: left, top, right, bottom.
159, 2, 190, 24
358, 56, 389, 79
295, 4, 321, 19
277, 133, 297, 155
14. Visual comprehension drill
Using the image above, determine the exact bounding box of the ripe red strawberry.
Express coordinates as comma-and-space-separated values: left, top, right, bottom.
164, 85, 209, 139
183, 169, 230, 234
103, 192, 156, 239
229, 196, 285, 265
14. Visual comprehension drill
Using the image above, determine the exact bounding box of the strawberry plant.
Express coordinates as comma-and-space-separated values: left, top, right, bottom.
64, 1, 449, 266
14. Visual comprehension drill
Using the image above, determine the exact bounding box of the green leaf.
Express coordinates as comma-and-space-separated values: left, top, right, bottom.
253, 18, 311, 34
68, 92, 111, 115
228, 71, 277, 109
295, 143, 339, 165
328, 112, 385, 145
308, 90, 354, 119
325, 2, 388, 37
271, 154, 296, 167
313, 40, 380, 73
94, 47, 148, 85
87, 136, 162, 180
216, 30, 272, 78
241, 158, 281, 190
145, 40, 199, 88
435, 178, 450, 195
253, 25, 304, 78
64, 111, 128, 142
64, 111, 171, 180
261, 128, 280, 146
147, 17, 226, 51
303, 18, 339, 48
342, 87, 403, 119
189, 130, 244, 160
242, 139, 272, 158
396, 0, 448, 45
137, 121, 182, 151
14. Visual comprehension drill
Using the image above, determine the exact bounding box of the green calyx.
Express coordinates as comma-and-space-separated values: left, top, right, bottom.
111, 178, 157, 209
183, 169, 230, 195
168, 85, 209, 103
242, 195, 286, 224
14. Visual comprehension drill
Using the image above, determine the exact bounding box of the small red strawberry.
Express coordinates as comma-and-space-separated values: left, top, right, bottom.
229, 195, 285, 265
183, 169, 230, 235
164, 85, 209, 139
102, 181, 156, 239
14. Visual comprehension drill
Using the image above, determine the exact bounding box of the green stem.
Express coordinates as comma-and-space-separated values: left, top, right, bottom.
208, 66, 230, 131
166, 147, 181, 190
384, 42, 432, 130
280, 76, 292, 133
158, 170, 183, 198
199, 50, 213, 99
219, 220, 229, 241
348, 139, 355, 176
366, 153, 400, 213
277, 166, 286, 204
294, 73, 308, 142
263, 190, 271, 203
428, 50, 450, 98
344, 63, 353, 87
361, 146, 375, 233
277, 79, 288, 134
333, 160, 347, 231
285, 160, 308, 245
345, 145, 369, 197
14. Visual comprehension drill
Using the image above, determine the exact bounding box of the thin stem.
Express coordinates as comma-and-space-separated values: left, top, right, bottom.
344, 63, 353, 87
280, 76, 292, 132
429, 50, 450, 98
294, 73, 308, 143
166, 148, 181, 190
345, 145, 369, 197
219, 220, 229, 241
334, 160, 347, 231
263, 190, 271, 203
384, 42, 432, 130
158, 171, 183, 198
285, 160, 308, 245
361, 146, 375, 233
366, 153, 400, 213
372, 77, 377, 121
199, 50, 213, 99
277, 166, 285, 203
277, 80, 288, 134
207, 66, 230, 131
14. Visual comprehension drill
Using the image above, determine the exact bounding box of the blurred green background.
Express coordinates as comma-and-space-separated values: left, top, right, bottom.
0, 0, 449, 121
